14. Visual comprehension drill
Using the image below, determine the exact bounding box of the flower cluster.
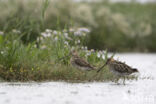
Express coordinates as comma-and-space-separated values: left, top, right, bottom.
0, 31, 4, 36
84, 49, 106, 60
38, 27, 90, 44
12, 29, 21, 34
73, 28, 90, 36
37, 27, 106, 60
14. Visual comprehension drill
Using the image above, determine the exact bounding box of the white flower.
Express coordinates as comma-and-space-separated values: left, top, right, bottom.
64, 33, 68, 38
77, 40, 80, 44
71, 46, 75, 51
12, 29, 21, 34
97, 52, 101, 58
90, 49, 95, 52
47, 33, 51, 37
41, 32, 51, 38
45, 29, 52, 33
66, 36, 72, 40
37, 37, 40, 42
64, 41, 69, 46
73, 28, 90, 37
37, 36, 44, 42
1, 51, 4, 54
78, 28, 90, 33
53, 30, 58, 35
40, 37, 43, 41
74, 31, 82, 36
75, 40, 81, 44
69, 28, 75, 32
34, 44, 37, 48
86, 51, 91, 56
81, 46, 84, 50
84, 46, 88, 50
54, 37, 58, 41
102, 55, 105, 60
41, 32, 45, 37
0, 31, 4, 36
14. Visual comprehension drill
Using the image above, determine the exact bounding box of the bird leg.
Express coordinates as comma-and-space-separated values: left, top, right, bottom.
115, 76, 120, 84
123, 76, 126, 85
111, 75, 116, 82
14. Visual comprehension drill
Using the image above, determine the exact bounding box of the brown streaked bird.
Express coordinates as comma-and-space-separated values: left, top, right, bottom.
97, 58, 139, 84
70, 50, 96, 71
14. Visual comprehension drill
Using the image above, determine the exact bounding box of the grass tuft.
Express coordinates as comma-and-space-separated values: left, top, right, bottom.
0, 0, 140, 82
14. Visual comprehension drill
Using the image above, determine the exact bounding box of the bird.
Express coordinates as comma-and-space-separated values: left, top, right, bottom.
97, 57, 139, 85
70, 50, 96, 71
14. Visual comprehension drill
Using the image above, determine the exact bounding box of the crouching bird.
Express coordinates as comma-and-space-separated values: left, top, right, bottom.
58, 50, 96, 71
97, 58, 139, 85
70, 50, 96, 71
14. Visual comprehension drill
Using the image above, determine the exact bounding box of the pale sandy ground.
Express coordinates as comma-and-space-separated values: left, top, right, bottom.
0, 53, 156, 104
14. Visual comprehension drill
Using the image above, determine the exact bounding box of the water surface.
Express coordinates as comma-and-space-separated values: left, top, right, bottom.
0, 53, 156, 104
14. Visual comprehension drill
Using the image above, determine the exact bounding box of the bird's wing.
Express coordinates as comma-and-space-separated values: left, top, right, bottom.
112, 61, 131, 73
74, 58, 94, 68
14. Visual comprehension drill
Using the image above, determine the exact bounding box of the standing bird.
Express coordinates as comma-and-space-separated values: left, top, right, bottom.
97, 58, 139, 84
70, 50, 96, 71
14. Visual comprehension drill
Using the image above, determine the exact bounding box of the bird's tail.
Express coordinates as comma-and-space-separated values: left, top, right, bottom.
89, 65, 97, 71
133, 68, 139, 72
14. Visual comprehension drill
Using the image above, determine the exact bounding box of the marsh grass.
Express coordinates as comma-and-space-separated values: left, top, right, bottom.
0, 0, 139, 82
0, 39, 137, 82
0, 33, 138, 82
0, 63, 138, 82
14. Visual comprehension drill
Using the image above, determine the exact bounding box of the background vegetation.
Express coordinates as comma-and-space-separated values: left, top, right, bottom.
0, 0, 155, 52
0, 0, 150, 81
0, 25, 117, 81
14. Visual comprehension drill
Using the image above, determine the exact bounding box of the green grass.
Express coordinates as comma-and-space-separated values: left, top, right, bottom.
0, 0, 140, 82
0, 30, 103, 81
0, 29, 138, 82
0, 0, 156, 52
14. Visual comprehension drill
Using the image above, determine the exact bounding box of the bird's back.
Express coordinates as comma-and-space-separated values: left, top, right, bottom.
108, 60, 138, 76
71, 56, 95, 71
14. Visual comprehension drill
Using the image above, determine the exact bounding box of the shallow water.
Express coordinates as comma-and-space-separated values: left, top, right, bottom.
0, 53, 156, 104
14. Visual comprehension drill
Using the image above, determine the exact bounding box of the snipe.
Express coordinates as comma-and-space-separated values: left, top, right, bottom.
97, 57, 139, 85
58, 50, 96, 71
70, 50, 96, 71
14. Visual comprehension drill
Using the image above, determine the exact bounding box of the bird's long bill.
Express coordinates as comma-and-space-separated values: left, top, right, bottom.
111, 52, 116, 59
57, 54, 70, 61
97, 63, 107, 73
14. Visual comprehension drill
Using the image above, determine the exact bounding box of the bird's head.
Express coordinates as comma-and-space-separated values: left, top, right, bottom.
96, 52, 115, 73
70, 50, 78, 56
106, 58, 115, 65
